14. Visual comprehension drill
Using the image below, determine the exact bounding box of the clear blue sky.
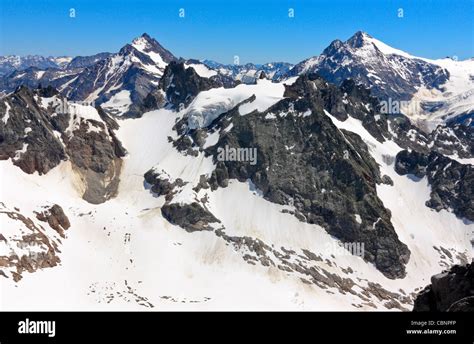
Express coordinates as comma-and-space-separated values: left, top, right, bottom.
0, 0, 473, 64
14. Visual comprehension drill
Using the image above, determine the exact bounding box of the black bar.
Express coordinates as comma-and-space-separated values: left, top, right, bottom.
0, 311, 472, 343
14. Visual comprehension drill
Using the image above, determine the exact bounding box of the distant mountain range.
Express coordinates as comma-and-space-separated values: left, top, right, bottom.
0, 55, 73, 75
1, 32, 473, 126
202, 60, 294, 83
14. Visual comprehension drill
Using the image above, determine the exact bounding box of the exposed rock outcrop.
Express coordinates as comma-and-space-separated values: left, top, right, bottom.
413, 263, 474, 311
159, 61, 237, 109
35, 204, 71, 238
0, 86, 126, 204
395, 150, 473, 221
0, 202, 70, 282
161, 202, 220, 232
144, 168, 186, 202
0, 86, 67, 174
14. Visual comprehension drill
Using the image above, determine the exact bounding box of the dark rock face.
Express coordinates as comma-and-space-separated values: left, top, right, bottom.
429, 122, 473, 159
286, 31, 449, 101
446, 297, 474, 311
37, 85, 60, 98
144, 166, 222, 234
387, 115, 432, 151
413, 263, 474, 311
0, 86, 126, 204
161, 202, 220, 232
184, 59, 238, 88
144, 168, 186, 202
65, 121, 116, 172
395, 150, 433, 178
144, 164, 218, 233
141, 88, 166, 113
0, 86, 67, 174
66, 106, 125, 204
284, 76, 392, 143
386, 113, 474, 160
64, 118, 124, 204
395, 150, 473, 221
159, 61, 237, 109
171, 73, 411, 279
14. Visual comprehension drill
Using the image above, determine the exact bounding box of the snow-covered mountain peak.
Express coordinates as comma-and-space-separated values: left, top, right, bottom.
131, 33, 154, 50
128, 33, 176, 67
343, 31, 411, 59
287, 31, 451, 103
346, 30, 373, 48
56, 34, 179, 116
362, 36, 414, 59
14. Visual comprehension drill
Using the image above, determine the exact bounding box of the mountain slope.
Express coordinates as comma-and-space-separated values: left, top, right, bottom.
1, 76, 471, 310
0, 32, 472, 311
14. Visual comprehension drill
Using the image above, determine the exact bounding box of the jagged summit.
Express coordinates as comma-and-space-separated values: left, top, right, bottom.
346, 30, 373, 48
129, 33, 176, 64
324, 31, 374, 54
135, 32, 153, 41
